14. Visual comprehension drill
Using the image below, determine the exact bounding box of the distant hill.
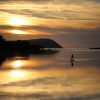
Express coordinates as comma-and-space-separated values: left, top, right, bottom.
27, 38, 62, 48
90, 47, 100, 49
0, 38, 62, 56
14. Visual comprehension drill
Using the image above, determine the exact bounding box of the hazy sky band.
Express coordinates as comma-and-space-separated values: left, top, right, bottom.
0, 0, 100, 3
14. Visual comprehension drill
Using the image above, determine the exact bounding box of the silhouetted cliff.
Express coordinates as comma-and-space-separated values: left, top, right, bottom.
90, 47, 100, 49
0, 35, 62, 55
26, 38, 62, 48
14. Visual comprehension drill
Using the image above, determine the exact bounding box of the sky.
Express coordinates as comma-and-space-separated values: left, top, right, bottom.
0, 0, 100, 48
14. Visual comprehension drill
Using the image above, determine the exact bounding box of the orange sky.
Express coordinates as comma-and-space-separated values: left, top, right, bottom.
0, 0, 100, 47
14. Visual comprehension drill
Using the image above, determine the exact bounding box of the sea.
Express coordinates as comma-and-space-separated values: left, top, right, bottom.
0, 48, 100, 100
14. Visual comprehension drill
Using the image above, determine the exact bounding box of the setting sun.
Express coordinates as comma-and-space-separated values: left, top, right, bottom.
8, 16, 28, 26
11, 30, 28, 34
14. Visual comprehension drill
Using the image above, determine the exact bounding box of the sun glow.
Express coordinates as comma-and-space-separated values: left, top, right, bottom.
11, 30, 27, 34
9, 70, 29, 80
12, 60, 24, 69
8, 16, 28, 26
10, 70, 26, 77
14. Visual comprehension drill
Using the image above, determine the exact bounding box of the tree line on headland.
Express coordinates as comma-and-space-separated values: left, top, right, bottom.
0, 35, 43, 55
0, 35, 62, 55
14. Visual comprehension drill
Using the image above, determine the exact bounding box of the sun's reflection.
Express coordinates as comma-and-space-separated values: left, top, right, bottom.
0, 69, 42, 84
12, 60, 24, 69
2, 56, 52, 69
7, 70, 35, 82
10, 70, 27, 78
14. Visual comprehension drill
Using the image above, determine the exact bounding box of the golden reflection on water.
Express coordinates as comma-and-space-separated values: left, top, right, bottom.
0, 65, 100, 96
0, 70, 42, 84
2, 57, 52, 69
6, 70, 31, 82
9, 70, 27, 78
2, 59, 27, 69
0, 55, 100, 96
12, 60, 25, 69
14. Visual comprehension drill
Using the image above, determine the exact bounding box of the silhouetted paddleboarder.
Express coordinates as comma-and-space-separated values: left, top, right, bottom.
70, 54, 75, 61
70, 54, 75, 67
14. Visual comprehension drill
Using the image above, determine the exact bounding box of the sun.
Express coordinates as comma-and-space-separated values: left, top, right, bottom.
11, 30, 27, 34
8, 16, 28, 26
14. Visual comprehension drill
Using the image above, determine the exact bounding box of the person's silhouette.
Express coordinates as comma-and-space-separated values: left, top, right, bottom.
70, 54, 74, 61
70, 54, 75, 67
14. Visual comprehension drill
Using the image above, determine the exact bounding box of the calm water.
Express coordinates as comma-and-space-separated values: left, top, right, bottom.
0, 48, 100, 100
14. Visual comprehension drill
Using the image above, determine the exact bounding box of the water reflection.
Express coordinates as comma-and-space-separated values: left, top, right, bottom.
2, 59, 28, 69
0, 69, 42, 84
1, 56, 53, 70
0, 49, 100, 100
11, 60, 25, 69
9, 70, 27, 78
0, 54, 30, 69
70, 60, 74, 67
0, 70, 29, 84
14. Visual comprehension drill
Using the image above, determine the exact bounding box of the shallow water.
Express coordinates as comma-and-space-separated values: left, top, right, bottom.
0, 48, 100, 100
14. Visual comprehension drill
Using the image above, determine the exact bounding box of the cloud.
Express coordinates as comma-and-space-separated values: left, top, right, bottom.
0, 8, 98, 21
0, 0, 100, 21
0, 24, 99, 37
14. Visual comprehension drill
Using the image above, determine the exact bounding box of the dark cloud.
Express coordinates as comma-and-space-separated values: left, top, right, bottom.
0, 9, 61, 19
0, 9, 98, 21
0, 24, 99, 34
